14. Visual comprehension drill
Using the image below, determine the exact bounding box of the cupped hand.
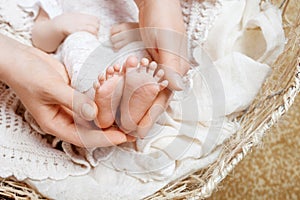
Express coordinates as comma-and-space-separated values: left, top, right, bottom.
0, 35, 130, 147
136, 0, 190, 91
134, 0, 189, 137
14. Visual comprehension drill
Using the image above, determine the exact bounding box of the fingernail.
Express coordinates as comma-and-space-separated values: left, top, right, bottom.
126, 135, 137, 142
137, 127, 148, 139
173, 73, 185, 90
81, 103, 96, 120
163, 67, 185, 91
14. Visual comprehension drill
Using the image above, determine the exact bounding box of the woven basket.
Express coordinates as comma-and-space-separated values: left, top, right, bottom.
0, 0, 299, 199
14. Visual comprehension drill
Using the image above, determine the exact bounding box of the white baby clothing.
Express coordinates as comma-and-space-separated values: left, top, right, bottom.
0, 0, 285, 199
19, 0, 140, 91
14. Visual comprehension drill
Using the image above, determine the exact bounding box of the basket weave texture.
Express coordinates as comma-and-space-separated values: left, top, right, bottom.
0, 0, 299, 199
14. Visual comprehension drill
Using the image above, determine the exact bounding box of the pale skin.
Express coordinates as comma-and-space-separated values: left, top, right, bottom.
136, 0, 190, 90
27, 0, 188, 143
0, 34, 134, 148
32, 8, 169, 137
0, 1, 187, 148
110, 0, 190, 136
115, 0, 189, 137
32, 9, 100, 53
94, 56, 168, 133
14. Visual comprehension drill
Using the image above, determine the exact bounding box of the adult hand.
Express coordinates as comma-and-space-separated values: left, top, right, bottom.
134, 0, 189, 137
0, 35, 130, 147
135, 0, 190, 91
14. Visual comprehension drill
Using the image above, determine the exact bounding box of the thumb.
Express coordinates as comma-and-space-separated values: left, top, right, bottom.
53, 82, 98, 121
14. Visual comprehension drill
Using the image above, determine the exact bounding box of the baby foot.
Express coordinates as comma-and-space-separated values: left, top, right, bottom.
119, 56, 168, 133
94, 64, 124, 129
110, 22, 141, 51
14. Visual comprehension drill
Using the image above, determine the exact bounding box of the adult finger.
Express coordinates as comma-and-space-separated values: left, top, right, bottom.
137, 88, 173, 138
75, 126, 130, 148
36, 105, 128, 147
158, 50, 190, 90
147, 48, 159, 62
52, 82, 98, 121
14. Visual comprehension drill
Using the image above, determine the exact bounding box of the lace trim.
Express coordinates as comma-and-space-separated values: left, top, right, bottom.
0, 0, 34, 46
0, 83, 91, 180
0, 0, 222, 181
181, 0, 222, 63
17, 0, 63, 19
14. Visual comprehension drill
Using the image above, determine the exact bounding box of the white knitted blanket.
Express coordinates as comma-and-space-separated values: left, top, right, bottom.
0, 0, 284, 199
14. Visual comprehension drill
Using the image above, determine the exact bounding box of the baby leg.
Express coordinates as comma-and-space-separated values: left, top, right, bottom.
119, 56, 168, 133
59, 32, 100, 90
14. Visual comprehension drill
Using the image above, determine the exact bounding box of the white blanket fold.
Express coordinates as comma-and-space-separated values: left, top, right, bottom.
0, 0, 285, 199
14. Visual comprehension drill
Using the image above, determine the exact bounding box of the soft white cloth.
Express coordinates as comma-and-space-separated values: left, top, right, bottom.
0, 0, 285, 199
18, 0, 139, 89
18, 0, 63, 19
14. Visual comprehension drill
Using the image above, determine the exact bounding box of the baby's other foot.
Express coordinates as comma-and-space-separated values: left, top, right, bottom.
110, 22, 141, 51
94, 64, 124, 129
119, 56, 168, 133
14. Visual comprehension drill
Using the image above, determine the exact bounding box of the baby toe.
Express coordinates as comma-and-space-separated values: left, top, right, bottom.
93, 81, 100, 90
98, 74, 105, 85
106, 66, 115, 79
154, 69, 165, 81
124, 56, 139, 72
159, 80, 169, 90
140, 58, 149, 66
113, 64, 121, 73
148, 61, 158, 76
